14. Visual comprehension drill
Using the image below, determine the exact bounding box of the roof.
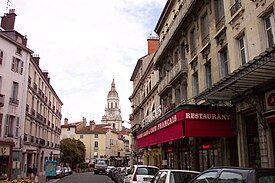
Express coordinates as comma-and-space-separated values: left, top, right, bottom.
61, 122, 81, 128
76, 126, 109, 134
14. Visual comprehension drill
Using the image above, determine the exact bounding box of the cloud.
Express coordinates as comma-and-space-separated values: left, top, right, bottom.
0, 0, 166, 127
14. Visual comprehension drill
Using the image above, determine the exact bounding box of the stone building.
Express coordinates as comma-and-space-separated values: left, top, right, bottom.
132, 0, 275, 171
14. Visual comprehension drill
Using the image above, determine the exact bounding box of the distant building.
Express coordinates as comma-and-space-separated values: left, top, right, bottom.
101, 79, 123, 131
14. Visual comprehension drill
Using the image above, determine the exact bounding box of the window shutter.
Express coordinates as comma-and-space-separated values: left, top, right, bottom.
4, 114, 9, 137
11, 57, 16, 71
20, 61, 24, 75
15, 117, 19, 137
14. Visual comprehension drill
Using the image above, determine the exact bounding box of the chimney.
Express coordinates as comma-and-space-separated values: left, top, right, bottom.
90, 120, 95, 130
147, 36, 159, 55
64, 118, 68, 125
82, 117, 87, 127
1, 9, 17, 30
42, 70, 49, 80
22, 35, 28, 46
33, 54, 40, 66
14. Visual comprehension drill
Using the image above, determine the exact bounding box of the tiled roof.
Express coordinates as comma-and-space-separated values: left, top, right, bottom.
61, 122, 81, 127
76, 126, 109, 134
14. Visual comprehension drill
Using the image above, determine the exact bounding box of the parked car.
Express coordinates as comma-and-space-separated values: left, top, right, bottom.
106, 166, 115, 175
67, 167, 72, 174
190, 166, 275, 183
128, 165, 159, 183
151, 169, 200, 183
63, 167, 69, 176
55, 166, 64, 178
94, 160, 108, 174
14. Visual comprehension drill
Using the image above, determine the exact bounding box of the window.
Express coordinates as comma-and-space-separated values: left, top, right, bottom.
192, 72, 199, 97
11, 82, 19, 100
0, 113, 2, 137
95, 133, 98, 138
15, 117, 19, 137
205, 62, 212, 88
0, 50, 3, 65
158, 171, 167, 183
201, 12, 209, 40
218, 171, 243, 183
67, 128, 70, 131
16, 47, 22, 55
215, 0, 225, 23
265, 14, 275, 48
11, 57, 23, 74
238, 35, 247, 65
5, 115, 16, 137
80, 134, 83, 139
94, 141, 98, 147
193, 171, 218, 183
220, 48, 229, 78
190, 27, 196, 52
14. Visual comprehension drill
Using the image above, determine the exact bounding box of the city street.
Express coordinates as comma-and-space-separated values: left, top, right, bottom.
56, 172, 114, 183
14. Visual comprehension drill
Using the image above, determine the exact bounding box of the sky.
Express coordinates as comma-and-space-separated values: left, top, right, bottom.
0, 0, 166, 128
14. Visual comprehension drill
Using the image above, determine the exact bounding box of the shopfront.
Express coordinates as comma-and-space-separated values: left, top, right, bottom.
136, 104, 237, 171
0, 140, 14, 181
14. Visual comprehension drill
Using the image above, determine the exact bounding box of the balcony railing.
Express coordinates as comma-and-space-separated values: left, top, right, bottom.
24, 133, 28, 141
9, 98, 19, 106
230, 0, 242, 16
158, 59, 187, 93
36, 138, 39, 144
31, 109, 35, 117
30, 136, 34, 143
0, 94, 4, 107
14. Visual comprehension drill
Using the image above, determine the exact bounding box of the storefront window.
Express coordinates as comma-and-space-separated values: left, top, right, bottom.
246, 115, 261, 168
0, 155, 8, 180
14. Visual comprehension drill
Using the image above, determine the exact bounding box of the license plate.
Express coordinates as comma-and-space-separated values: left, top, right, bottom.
143, 177, 152, 181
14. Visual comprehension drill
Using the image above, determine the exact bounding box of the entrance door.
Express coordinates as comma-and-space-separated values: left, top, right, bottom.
245, 115, 261, 168
198, 148, 219, 171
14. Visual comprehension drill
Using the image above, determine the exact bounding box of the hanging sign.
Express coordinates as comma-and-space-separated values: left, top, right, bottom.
0, 146, 10, 156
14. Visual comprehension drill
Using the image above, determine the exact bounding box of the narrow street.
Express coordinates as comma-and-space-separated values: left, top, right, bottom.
57, 172, 114, 183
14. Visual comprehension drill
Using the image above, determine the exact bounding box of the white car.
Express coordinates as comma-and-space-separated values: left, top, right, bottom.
129, 165, 159, 183
106, 165, 115, 174
151, 169, 200, 183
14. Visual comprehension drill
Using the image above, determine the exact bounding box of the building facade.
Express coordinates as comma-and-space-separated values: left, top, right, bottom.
132, 0, 275, 171
23, 55, 63, 179
0, 9, 63, 180
129, 37, 161, 167
0, 10, 32, 180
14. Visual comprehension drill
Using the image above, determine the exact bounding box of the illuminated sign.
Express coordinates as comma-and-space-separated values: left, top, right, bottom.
202, 144, 212, 149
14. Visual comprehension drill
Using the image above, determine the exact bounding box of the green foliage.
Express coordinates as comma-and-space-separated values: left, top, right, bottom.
60, 138, 86, 165
79, 162, 89, 169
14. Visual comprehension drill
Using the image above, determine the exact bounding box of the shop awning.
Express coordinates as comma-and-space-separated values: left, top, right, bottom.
266, 116, 275, 124
137, 106, 235, 148
137, 120, 184, 148
195, 47, 275, 103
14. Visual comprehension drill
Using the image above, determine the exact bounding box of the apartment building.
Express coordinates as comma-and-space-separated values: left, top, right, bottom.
129, 37, 161, 167
0, 10, 33, 180
23, 55, 63, 178
133, 0, 275, 171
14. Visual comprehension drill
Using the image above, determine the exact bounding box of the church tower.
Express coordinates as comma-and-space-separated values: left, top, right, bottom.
101, 79, 122, 131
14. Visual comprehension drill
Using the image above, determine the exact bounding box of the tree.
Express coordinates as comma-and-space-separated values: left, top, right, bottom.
60, 138, 86, 168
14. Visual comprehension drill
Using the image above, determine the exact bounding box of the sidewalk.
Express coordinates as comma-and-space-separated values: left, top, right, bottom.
35, 175, 59, 183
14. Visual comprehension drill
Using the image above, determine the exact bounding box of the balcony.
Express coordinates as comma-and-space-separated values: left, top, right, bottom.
9, 98, 19, 106
0, 94, 4, 107
36, 137, 39, 144
230, 0, 242, 16
158, 59, 187, 93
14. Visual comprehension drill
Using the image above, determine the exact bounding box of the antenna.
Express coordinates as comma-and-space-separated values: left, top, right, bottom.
6, 0, 11, 13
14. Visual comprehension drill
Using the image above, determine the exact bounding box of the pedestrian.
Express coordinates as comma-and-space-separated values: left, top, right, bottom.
27, 165, 32, 178
33, 165, 37, 176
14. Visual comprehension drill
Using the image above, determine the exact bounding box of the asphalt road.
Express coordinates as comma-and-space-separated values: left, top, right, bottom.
57, 172, 114, 183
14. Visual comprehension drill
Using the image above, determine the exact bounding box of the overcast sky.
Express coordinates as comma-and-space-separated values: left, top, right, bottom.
0, 0, 166, 128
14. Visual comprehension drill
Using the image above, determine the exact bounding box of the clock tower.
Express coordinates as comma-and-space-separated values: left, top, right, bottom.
101, 79, 122, 131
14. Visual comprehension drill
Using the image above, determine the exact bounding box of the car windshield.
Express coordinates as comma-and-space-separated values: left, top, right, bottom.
97, 161, 106, 165
136, 167, 159, 175
171, 172, 199, 183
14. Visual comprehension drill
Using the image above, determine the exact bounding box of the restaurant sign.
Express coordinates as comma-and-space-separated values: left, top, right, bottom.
137, 109, 231, 140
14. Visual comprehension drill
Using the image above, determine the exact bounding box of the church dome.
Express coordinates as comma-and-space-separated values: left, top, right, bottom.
108, 79, 119, 98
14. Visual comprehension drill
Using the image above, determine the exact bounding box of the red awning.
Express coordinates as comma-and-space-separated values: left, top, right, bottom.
266, 116, 275, 124
136, 107, 235, 148
137, 121, 184, 148
184, 120, 235, 137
